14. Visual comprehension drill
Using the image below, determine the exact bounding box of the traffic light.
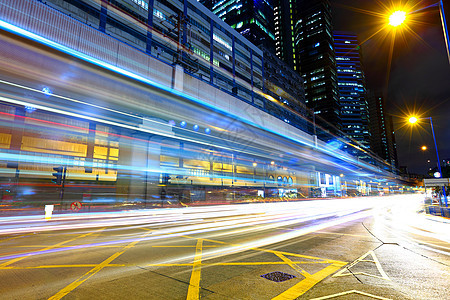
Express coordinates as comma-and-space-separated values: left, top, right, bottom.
161, 173, 171, 185
52, 166, 63, 185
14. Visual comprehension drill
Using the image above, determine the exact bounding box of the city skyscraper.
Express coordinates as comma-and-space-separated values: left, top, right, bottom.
200, 0, 275, 52
368, 91, 398, 170
274, 0, 297, 68
294, 0, 340, 136
200, 0, 309, 126
334, 31, 370, 148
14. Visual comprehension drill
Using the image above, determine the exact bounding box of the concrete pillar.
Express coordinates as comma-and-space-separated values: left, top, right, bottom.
173, 65, 184, 92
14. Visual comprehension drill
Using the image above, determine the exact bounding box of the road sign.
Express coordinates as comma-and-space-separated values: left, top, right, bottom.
70, 201, 82, 212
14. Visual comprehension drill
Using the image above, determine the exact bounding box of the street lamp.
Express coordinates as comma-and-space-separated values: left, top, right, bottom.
409, 115, 447, 207
387, 2, 450, 64
421, 145, 427, 151
389, 10, 407, 27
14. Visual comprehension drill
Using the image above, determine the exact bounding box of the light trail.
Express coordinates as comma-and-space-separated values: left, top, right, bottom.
372, 194, 450, 256
0, 19, 388, 177
0, 196, 400, 264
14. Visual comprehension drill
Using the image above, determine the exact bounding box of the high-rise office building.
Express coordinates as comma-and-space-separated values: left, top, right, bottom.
273, 0, 296, 68
200, 0, 308, 124
294, 0, 340, 136
200, 0, 275, 52
334, 31, 370, 148
368, 91, 398, 170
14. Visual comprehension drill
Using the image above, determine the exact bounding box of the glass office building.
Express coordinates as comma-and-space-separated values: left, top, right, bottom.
334, 31, 370, 149
294, 0, 340, 137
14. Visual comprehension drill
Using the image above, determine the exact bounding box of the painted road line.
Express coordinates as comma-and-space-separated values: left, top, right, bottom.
184, 235, 346, 266
48, 231, 152, 300
15, 245, 124, 248
333, 250, 390, 281
180, 234, 347, 299
274, 252, 310, 277
152, 245, 219, 248
1, 260, 335, 270
186, 239, 203, 300
0, 228, 105, 267
272, 263, 345, 300
0, 264, 125, 269
309, 289, 392, 300
0, 233, 34, 243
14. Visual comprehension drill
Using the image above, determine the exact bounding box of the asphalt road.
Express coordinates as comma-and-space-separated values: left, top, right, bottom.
0, 194, 448, 300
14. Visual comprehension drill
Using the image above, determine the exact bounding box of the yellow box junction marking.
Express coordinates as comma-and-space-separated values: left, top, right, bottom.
186, 239, 203, 300
332, 250, 390, 281
0, 233, 34, 243
0, 228, 105, 268
180, 235, 347, 300
48, 230, 152, 300
0, 229, 348, 300
272, 264, 345, 300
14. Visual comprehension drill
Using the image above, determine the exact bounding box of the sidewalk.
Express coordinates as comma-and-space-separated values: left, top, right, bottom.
424, 204, 450, 220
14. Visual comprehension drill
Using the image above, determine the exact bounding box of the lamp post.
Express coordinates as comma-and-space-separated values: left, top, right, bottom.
409, 116, 447, 206
438, 0, 450, 64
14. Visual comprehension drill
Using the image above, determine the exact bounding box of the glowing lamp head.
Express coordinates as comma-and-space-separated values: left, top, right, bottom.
408, 116, 418, 124
421, 145, 427, 151
389, 11, 406, 27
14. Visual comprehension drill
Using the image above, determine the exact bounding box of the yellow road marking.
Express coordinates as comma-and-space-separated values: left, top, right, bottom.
0, 233, 34, 243
180, 234, 347, 299
151, 245, 219, 248
0, 264, 126, 269
183, 235, 345, 265
1, 260, 330, 270
14, 245, 123, 248
0, 228, 105, 267
48, 231, 152, 300
274, 252, 310, 277
186, 239, 203, 300
272, 264, 345, 300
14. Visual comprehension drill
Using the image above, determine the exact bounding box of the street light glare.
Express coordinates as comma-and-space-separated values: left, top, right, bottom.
421, 145, 427, 151
389, 11, 406, 27
408, 116, 418, 124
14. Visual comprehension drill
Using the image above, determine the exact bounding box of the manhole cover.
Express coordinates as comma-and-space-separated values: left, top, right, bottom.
260, 271, 296, 282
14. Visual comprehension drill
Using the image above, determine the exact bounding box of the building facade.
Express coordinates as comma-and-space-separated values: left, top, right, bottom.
261, 47, 311, 132
200, 0, 275, 52
368, 91, 398, 170
199, 0, 309, 127
334, 31, 370, 149
294, 0, 340, 137
273, 0, 297, 68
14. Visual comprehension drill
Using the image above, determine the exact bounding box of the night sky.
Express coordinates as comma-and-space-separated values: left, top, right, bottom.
332, 0, 450, 175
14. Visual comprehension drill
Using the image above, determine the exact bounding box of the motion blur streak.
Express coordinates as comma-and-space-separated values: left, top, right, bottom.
373, 195, 450, 256
0, 195, 424, 265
